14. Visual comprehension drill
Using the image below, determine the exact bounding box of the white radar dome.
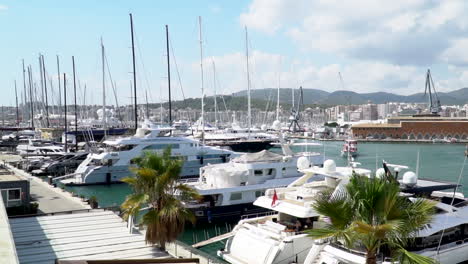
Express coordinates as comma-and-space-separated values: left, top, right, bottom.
297, 156, 311, 170
376, 168, 386, 179
272, 120, 281, 131
323, 159, 336, 173
260, 124, 267, 131
402, 171, 417, 187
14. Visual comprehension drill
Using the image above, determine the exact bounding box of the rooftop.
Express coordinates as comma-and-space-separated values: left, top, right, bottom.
388, 116, 468, 120
9, 210, 169, 264
351, 123, 401, 128
0, 171, 25, 182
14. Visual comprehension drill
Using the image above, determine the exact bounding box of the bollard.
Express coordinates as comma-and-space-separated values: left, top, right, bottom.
48, 176, 53, 185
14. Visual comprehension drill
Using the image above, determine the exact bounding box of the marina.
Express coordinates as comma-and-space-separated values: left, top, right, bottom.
2, 1, 468, 263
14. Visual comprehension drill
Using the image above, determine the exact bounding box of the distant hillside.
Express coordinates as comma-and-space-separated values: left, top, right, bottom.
156, 87, 468, 111
232, 87, 468, 105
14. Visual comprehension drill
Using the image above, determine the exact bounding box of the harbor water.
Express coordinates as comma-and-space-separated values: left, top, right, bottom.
64, 141, 468, 258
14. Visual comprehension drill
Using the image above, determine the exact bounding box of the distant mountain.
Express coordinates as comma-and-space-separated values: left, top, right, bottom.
231, 87, 468, 105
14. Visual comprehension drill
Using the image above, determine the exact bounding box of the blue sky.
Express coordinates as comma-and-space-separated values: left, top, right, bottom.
1, 0, 468, 107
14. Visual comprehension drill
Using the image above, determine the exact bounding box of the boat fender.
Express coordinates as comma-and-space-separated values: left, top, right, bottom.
200, 156, 204, 164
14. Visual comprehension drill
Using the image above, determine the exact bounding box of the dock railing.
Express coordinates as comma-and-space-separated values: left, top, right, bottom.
166, 240, 227, 264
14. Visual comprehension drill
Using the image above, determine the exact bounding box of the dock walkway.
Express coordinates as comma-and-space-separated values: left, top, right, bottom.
0, 154, 89, 213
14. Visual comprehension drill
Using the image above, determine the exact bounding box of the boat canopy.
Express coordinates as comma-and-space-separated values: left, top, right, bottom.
233, 150, 283, 163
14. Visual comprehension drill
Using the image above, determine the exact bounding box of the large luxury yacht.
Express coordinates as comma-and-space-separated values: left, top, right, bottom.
185, 141, 324, 222
218, 160, 372, 264
60, 123, 237, 185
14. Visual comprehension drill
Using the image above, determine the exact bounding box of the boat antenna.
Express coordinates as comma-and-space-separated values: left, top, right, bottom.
166, 24, 172, 134
198, 16, 205, 144
129, 13, 138, 129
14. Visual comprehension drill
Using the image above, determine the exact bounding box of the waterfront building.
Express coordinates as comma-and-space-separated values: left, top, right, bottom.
362, 103, 378, 120
0, 169, 30, 208
351, 116, 468, 140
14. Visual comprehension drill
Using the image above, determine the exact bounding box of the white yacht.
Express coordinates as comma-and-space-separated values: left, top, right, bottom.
185, 142, 325, 222
60, 126, 237, 185
16, 139, 64, 157
218, 160, 371, 264
302, 166, 468, 264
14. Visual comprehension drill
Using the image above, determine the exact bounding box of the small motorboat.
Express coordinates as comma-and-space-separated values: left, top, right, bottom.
341, 139, 358, 157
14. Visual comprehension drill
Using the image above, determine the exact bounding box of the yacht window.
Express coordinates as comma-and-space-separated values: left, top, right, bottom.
119, 144, 137, 151
91, 159, 103, 166
8, 189, 21, 201
255, 191, 264, 197
266, 168, 275, 176
144, 143, 179, 150
254, 170, 263, 176
230, 192, 242, 201
282, 167, 286, 175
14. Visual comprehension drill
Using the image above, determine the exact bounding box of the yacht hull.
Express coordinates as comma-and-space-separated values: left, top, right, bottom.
190, 203, 269, 224
205, 140, 275, 153
66, 158, 227, 185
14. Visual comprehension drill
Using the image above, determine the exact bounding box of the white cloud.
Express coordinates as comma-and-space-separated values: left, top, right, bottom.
441, 38, 468, 66
242, 0, 468, 67
188, 50, 453, 96
0, 5, 8, 10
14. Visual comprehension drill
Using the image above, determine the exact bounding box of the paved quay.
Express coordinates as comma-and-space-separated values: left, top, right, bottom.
0, 154, 89, 214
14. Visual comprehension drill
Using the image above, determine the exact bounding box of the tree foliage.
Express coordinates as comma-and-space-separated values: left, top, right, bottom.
308, 174, 436, 264
121, 147, 200, 249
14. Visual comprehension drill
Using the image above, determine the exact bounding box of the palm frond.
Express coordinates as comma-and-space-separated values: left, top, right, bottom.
396, 247, 438, 264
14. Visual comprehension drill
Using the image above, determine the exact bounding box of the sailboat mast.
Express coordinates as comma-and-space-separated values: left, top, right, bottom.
72, 56, 78, 151
276, 58, 281, 121
63, 73, 68, 152
212, 60, 218, 127
21, 60, 28, 125
198, 16, 205, 143
15, 80, 19, 126
145, 90, 149, 119
245, 26, 251, 136
27, 66, 34, 129
101, 38, 107, 137
56, 56, 62, 124
42, 55, 50, 127
129, 13, 138, 129
166, 25, 172, 131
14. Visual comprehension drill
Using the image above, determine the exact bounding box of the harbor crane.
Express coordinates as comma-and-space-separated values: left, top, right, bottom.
288, 86, 304, 132
424, 69, 442, 115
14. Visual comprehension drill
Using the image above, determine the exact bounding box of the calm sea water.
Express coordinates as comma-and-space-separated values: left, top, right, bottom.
64, 141, 468, 257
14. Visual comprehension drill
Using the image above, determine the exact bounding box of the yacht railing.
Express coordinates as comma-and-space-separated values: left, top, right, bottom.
240, 210, 277, 220
178, 178, 199, 184
53, 172, 81, 182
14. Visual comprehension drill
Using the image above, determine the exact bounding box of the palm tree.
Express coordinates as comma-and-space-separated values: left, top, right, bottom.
308, 174, 436, 264
120, 147, 200, 250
